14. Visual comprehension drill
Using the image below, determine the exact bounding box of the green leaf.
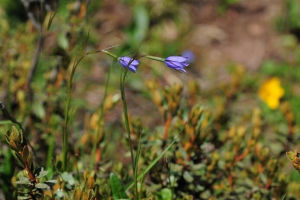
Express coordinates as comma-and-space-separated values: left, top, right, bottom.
109, 173, 129, 200
281, 193, 287, 200
61, 172, 75, 186
0, 120, 14, 126
16, 177, 31, 185
35, 183, 50, 190
17, 196, 30, 200
56, 0, 71, 19
45, 180, 57, 184
290, 169, 300, 182
32, 101, 46, 119
37, 168, 48, 179
47, 11, 56, 30
57, 33, 69, 50
156, 188, 173, 200
0, 149, 13, 175
183, 171, 194, 183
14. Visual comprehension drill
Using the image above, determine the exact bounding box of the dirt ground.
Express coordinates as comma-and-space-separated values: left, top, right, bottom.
184, 0, 285, 88
188, 0, 282, 69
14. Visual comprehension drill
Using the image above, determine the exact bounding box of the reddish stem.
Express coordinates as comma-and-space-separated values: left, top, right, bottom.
25, 163, 36, 183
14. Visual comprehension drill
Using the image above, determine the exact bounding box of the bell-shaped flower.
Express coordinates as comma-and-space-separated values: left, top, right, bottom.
119, 56, 140, 73
164, 56, 189, 72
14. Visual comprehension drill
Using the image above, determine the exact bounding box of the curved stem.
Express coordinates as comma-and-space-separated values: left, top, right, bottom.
62, 56, 84, 171
102, 50, 118, 59
62, 48, 118, 171
90, 64, 112, 169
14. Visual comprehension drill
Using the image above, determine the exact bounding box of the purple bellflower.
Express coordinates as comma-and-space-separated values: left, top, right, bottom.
164, 56, 189, 73
119, 56, 140, 73
182, 50, 195, 64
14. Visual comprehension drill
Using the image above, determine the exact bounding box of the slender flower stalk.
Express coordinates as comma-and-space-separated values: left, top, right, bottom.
145, 55, 165, 62
63, 49, 117, 171
90, 64, 111, 169
101, 50, 139, 198
62, 55, 85, 171
120, 68, 138, 199
101, 50, 118, 59
62, 49, 106, 171
118, 56, 141, 199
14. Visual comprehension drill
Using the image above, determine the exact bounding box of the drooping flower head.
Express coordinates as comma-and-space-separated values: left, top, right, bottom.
118, 56, 140, 73
164, 56, 189, 73
182, 50, 195, 64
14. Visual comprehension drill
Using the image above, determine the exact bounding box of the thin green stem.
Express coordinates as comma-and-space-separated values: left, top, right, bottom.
90, 64, 112, 169
102, 50, 118, 59
62, 56, 84, 171
134, 128, 142, 200
144, 55, 165, 62
120, 68, 138, 199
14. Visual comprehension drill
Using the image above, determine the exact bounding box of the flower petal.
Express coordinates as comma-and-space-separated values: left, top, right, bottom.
166, 60, 188, 69
165, 56, 188, 63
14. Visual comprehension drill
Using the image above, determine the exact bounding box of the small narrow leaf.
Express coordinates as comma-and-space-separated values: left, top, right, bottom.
17, 196, 30, 200
37, 168, 48, 179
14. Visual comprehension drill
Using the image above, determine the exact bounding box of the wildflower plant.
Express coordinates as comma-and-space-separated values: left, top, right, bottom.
99, 49, 187, 199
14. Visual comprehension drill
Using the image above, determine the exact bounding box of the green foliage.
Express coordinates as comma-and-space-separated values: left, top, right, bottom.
1, 0, 300, 199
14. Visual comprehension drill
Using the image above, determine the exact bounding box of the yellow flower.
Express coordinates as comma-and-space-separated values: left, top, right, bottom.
258, 77, 284, 109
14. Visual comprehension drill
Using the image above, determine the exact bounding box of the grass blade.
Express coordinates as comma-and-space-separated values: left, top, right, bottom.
125, 139, 176, 191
